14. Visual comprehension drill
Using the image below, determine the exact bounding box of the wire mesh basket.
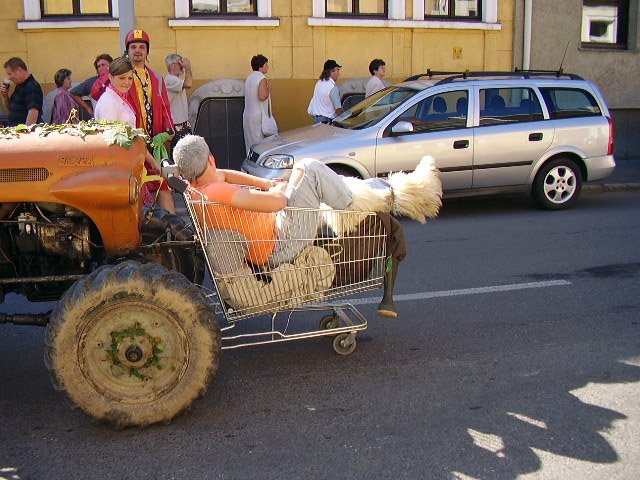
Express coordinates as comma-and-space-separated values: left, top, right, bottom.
173, 178, 388, 353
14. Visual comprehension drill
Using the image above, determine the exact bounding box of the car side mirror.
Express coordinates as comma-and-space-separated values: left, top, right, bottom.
391, 121, 414, 135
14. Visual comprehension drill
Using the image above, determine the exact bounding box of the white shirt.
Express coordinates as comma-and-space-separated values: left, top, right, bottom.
93, 87, 136, 128
308, 78, 341, 118
365, 76, 385, 97
165, 73, 188, 124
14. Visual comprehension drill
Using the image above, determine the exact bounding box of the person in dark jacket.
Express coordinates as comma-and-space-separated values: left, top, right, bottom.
1, 57, 43, 126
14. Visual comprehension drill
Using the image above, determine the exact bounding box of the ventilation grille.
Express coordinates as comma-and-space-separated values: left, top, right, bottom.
0, 167, 50, 183
194, 97, 245, 170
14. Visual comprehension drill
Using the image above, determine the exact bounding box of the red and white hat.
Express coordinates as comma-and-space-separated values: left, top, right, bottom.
125, 29, 150, 50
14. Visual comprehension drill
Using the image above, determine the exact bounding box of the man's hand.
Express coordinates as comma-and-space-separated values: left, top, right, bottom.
263, 177, 286, 190
268, 181, 287, 195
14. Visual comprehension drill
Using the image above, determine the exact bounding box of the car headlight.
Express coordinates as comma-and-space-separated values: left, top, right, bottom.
260, 154, 294, 169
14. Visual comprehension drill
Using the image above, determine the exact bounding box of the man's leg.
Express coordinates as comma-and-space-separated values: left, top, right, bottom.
268, 159, 353, 266
285, 158, 352, 210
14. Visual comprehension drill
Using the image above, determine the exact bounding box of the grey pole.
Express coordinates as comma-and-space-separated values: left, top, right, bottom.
118, 0, 136, 54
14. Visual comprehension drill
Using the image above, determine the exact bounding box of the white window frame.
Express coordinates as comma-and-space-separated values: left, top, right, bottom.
170, 0, 278, 27
582, 5, 619, 43
18, 0, 119, 29
309, 0, 499, 30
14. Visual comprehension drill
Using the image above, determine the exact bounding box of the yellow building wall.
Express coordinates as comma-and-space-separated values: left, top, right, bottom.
0, 0, 514, 130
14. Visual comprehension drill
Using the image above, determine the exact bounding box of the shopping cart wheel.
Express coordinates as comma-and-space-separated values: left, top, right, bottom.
319, 314, 340, 330
333, 332, 357, 355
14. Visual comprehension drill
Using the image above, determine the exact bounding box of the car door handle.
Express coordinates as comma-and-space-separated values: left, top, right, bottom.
529, 132, 543, 141
453, 140, 469, 149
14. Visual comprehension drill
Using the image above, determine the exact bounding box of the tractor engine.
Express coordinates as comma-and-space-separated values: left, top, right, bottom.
0, 202, 98, 301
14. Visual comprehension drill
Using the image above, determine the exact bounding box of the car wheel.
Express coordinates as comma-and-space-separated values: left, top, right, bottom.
44, 261, 220, 428
532, 157, 582, 210
329, 165, 361, 178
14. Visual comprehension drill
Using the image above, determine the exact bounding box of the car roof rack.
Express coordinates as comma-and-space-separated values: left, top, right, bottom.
403, 68, 584, 84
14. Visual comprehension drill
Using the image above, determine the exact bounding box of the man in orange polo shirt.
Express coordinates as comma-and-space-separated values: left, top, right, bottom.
173, 134, 354, 268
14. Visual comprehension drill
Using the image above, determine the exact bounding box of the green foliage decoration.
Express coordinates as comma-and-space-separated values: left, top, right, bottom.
0, 120, 148, 149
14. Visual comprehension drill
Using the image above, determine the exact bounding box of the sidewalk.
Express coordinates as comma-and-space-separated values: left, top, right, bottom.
585, 156, 640, 193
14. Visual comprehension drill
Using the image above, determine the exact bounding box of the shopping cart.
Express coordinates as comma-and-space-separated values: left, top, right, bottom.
168, 176, 388, 355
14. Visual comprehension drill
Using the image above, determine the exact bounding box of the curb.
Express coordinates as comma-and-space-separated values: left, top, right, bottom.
583, 182, 640, 194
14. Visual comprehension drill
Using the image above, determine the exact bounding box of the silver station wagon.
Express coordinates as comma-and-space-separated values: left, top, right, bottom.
242, 70, 616, 210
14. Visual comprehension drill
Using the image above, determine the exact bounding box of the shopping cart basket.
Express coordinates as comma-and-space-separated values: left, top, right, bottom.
169, 176, 387, 355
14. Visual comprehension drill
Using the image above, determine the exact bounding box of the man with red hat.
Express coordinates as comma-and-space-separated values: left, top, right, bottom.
123, 29, 176, 213
123, 29, 174, 141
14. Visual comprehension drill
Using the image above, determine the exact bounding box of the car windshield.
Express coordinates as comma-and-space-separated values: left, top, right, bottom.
332, 86, 423, 130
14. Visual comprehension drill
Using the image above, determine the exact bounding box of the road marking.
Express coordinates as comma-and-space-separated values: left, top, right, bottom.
348, 280, 572, 306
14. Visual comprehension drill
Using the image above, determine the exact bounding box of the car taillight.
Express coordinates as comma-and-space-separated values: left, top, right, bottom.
607, 116, 614, 156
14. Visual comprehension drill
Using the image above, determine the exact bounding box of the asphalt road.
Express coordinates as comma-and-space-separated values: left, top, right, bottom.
1, 191, 639, 480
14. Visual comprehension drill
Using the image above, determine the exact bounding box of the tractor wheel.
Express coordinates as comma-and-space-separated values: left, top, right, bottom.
44, 261, 220, 428
141, 207, 205, 284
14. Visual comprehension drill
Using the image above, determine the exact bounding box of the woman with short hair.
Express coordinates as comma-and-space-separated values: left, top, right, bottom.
243, 53, 273, 155
51, 68, 78, 124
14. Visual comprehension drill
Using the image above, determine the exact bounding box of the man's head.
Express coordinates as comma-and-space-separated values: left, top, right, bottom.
165, 54, 183, 75
368, 58, 386, 77
251, 54, 269, 72
174, 134, 215, 183
94, 53, 113, 75
3, 57, 29, 84
320, 59, 341, 81
125, 29, 150, 67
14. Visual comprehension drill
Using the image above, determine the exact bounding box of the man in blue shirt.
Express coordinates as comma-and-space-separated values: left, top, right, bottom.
1, 57, 43, 126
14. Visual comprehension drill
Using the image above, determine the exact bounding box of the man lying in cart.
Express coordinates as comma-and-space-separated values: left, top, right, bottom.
173, 134, 442, 318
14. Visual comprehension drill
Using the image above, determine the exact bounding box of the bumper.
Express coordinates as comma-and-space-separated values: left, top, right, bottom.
585, 154, 616, 181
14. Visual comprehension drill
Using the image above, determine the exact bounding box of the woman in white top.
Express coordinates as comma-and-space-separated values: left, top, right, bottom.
243, 54, 271, 155
365, 58, 386, 98
93, 58, 137, 127
94, 57, 175, 213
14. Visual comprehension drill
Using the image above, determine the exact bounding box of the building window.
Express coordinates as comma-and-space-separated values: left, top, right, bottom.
581, 0, 629, 48
326, 0, 388, 16
190, 0, 256, 14
39, 0, 111, 16
425, 0, 481, 19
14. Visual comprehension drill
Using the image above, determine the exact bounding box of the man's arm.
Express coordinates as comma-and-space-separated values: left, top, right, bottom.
70, 94, 93, 116
25, 108, 39, 125
229, 182, 287, 213
0, 81, 8, 114
182, 58, 193, 89
218, 169, 275, 190
329, 85, 343, 116
69, 77, 95, 115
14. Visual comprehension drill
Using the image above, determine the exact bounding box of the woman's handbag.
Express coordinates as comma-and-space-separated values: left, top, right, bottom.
261, 95, 278, 137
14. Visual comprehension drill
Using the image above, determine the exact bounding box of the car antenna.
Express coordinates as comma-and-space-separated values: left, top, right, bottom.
557, 41, 570, 77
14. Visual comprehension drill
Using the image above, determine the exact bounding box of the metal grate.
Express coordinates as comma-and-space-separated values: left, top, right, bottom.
194, 97, 246, 171
0, 167, 50, 183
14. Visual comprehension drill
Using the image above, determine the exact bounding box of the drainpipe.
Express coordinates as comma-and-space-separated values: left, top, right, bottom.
119, 0, 136, 54
523, 0, 532, 69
